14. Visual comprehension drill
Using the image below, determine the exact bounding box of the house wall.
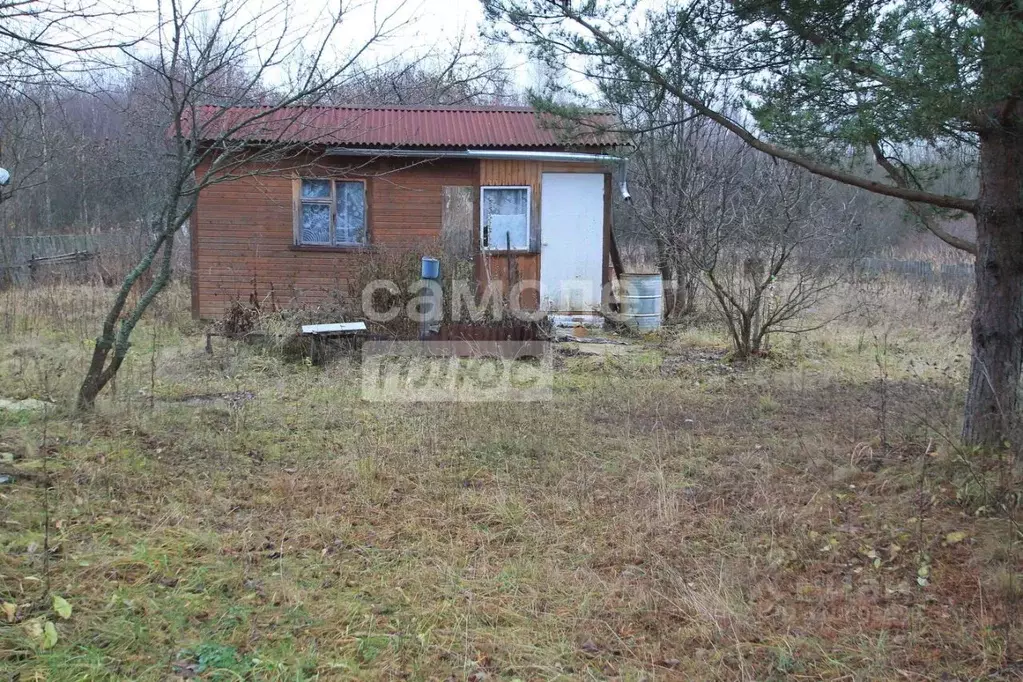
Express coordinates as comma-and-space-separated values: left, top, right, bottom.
192, 155, 477, 318
192, 153, 612, 320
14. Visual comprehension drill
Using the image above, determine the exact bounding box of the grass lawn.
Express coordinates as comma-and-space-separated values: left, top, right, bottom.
0, 280, 1020, 680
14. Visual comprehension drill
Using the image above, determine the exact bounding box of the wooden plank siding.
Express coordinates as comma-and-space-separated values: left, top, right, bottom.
475, 252, 541, 311
192, 154, 477, 318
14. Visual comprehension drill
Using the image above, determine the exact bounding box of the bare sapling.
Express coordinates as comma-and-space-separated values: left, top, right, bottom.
76, 0, 412, 409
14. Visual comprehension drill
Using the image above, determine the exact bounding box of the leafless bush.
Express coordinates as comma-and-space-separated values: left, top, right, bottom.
615, 107, 715, 319
690, 159, 859, 358
614, 94, 903, 328
616, 109, 863, 357
344, 243, 507, 336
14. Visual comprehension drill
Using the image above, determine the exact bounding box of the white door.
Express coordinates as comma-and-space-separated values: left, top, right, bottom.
539, 173, 605, 314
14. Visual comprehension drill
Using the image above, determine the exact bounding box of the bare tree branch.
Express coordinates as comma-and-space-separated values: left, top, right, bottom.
868, 139, 978, 254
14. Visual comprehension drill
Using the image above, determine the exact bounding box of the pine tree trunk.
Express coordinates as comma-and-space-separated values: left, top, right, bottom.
962, 125, 1023, 447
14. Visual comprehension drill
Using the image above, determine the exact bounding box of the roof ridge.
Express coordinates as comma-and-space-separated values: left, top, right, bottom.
196, 103, 615, 115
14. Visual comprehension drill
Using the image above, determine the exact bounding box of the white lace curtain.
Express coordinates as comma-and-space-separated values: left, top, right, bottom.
482, 187, 528, 250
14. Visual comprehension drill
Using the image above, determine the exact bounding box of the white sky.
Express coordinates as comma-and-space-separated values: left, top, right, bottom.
357, 0, 487, 46
341, 0, 534, 87
117, 0, 535, 93
10, 0, 562, 99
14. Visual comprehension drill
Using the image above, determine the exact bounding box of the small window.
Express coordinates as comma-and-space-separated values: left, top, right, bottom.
297, 179, 367, 246
481, 186, 530, 251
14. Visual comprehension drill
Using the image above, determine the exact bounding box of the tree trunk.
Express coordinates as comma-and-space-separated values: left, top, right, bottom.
963, 125, 1023, 447
654, 237, 677, 318
77, 358, 105, 410
76, 229, 176, 411
77, 338, 118, 410
678, 272, 698, 317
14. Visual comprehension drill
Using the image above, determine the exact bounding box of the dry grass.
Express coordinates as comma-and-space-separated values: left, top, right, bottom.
0, 276, 1020, 681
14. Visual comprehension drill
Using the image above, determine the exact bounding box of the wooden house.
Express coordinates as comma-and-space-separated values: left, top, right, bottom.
189, 105, 622, 322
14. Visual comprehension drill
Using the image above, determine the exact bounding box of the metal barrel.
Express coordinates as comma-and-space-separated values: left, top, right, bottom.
619, 273, 663, 331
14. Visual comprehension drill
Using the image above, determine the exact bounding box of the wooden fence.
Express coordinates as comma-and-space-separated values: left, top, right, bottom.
0, 234, 109, 284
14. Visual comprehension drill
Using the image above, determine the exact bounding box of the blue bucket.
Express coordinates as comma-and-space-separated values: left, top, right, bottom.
421, 257, 440, 280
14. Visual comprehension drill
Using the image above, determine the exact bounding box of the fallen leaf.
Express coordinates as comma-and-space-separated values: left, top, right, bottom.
52, 595, 72, 619
42, 621, 58, 649
945, 531, 968, 545
2, 602, 16, 622
23, 618, 43, 642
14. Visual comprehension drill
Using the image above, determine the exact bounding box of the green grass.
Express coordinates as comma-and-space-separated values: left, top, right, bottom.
0, 280, 1019, 680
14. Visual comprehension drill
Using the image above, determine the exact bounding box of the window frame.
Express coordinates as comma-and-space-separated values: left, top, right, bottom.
480, 185, 531, 253
293, 177, 369, 248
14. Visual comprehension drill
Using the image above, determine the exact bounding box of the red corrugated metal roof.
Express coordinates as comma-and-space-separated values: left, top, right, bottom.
186, 105, 621, 148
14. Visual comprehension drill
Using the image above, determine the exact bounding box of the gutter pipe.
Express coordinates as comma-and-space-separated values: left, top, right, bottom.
325, 147, 621, 163
325, 147, 630, 198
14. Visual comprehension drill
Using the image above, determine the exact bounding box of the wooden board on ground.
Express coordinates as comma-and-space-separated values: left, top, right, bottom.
300, 322, 368, 335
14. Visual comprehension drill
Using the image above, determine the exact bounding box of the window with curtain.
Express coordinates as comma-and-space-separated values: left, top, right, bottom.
481, 186, 530, 251
298, 179, 367, 246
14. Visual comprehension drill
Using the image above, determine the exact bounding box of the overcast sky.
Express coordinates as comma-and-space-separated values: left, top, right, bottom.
18, 0, 549, 98
342, 0, 530, 84
122, 0, 534, 94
